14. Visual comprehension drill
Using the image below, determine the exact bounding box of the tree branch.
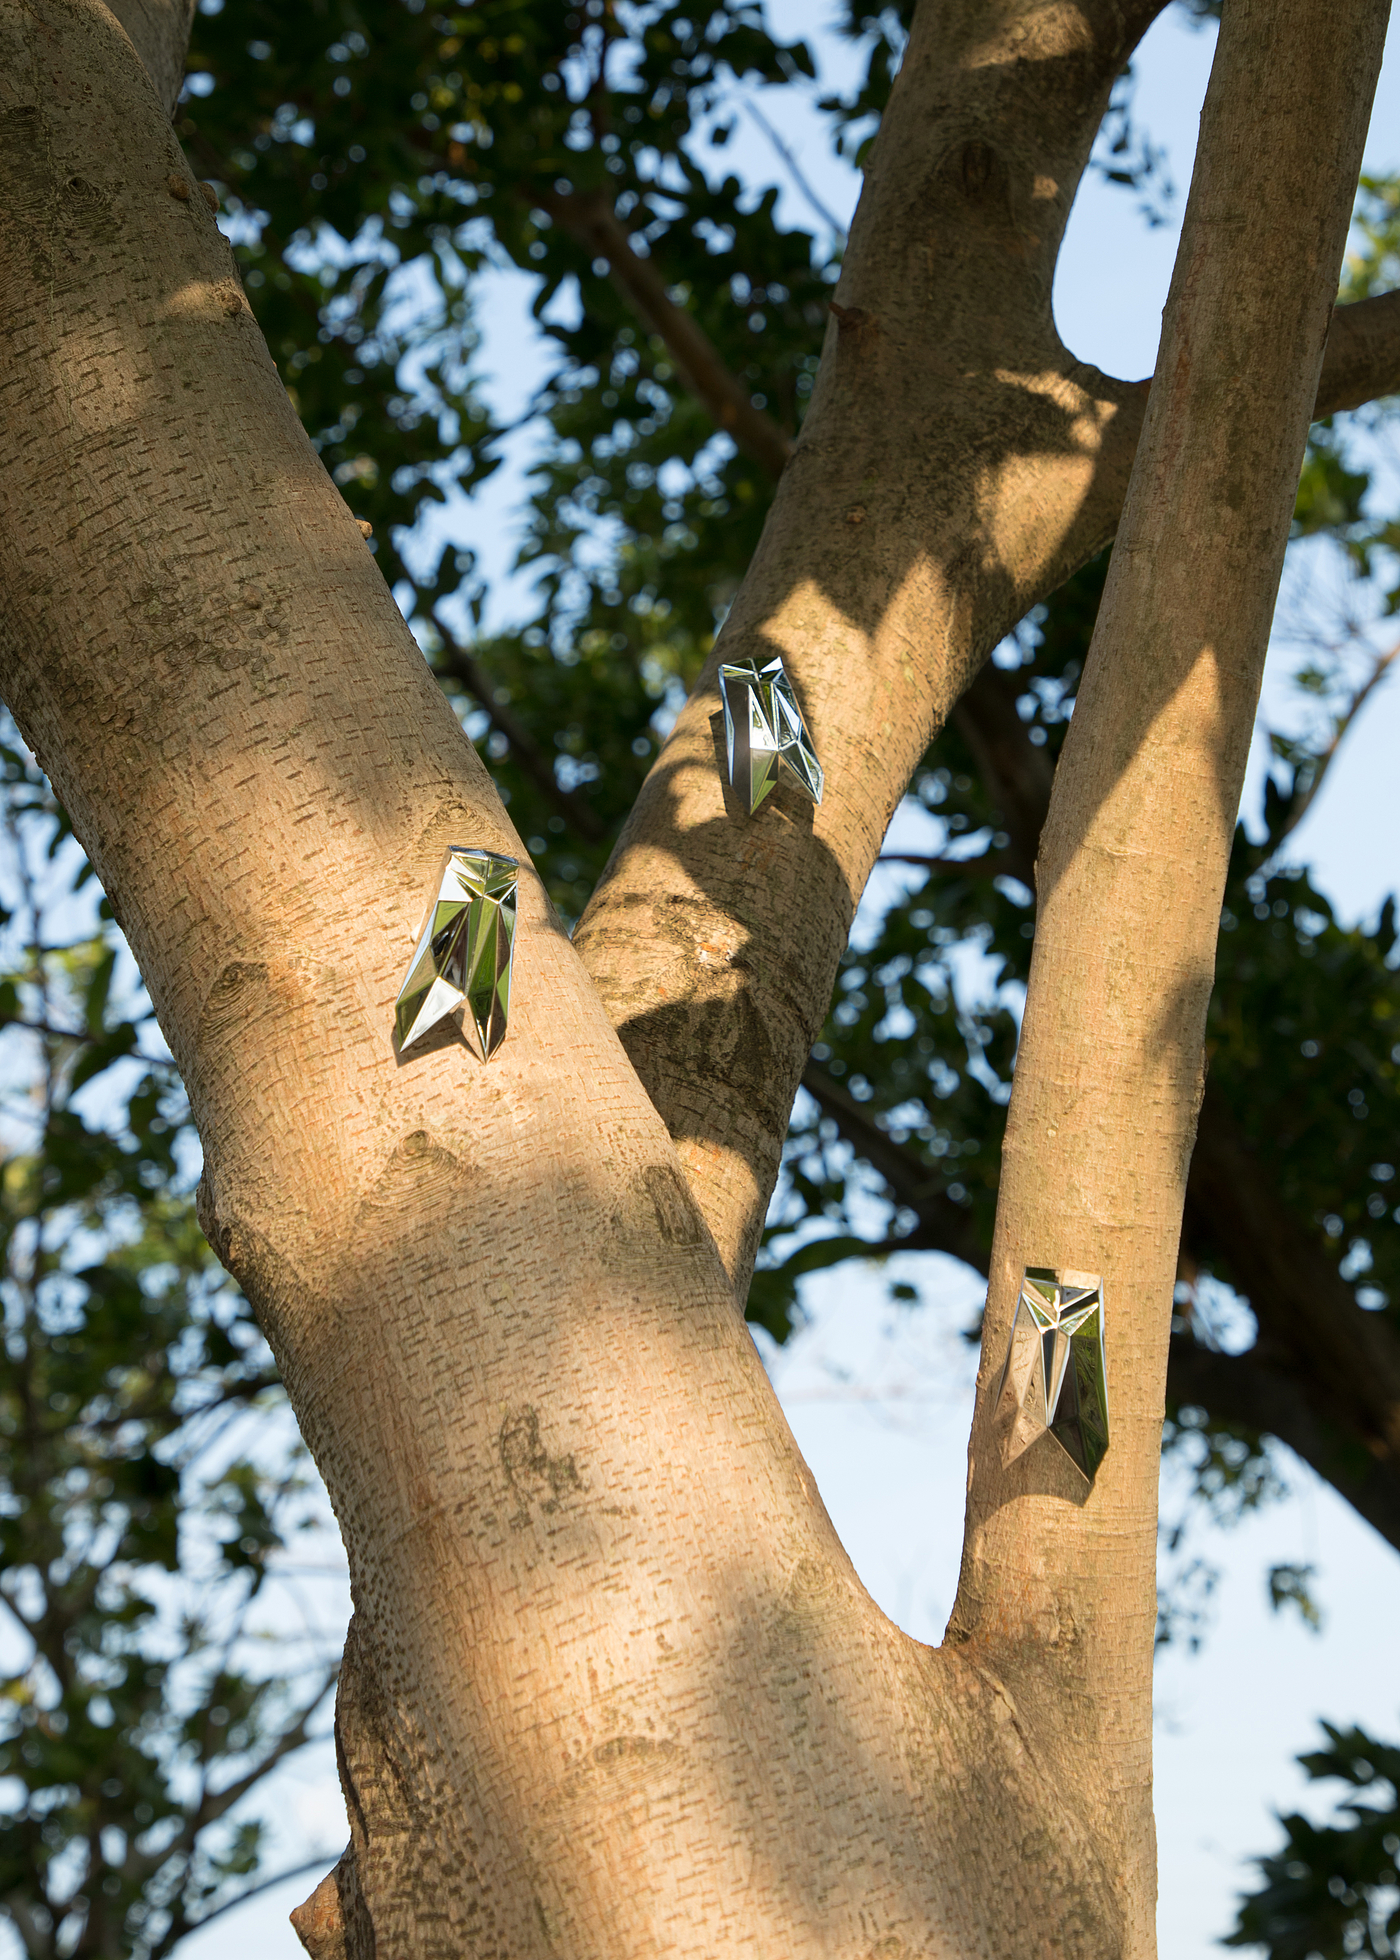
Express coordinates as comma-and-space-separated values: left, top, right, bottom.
1184, 1083, 1400, 1458
535, 187, 795, 482
875, 851, 1015, 878
1166, 1335, 1400, 1556
1264, 637, 1400, 849
573, 0, 1165, 1296
107, 0, 195, 118
801, 1062, 987, 1273
157, 1854, 341, 1960
4, 9, 1056, 1939
742, 97, 849, 245
568, 187, 1400, 1308
949, 0, 1389, 1919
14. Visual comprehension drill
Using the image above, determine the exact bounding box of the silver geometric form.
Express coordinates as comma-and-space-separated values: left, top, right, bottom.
718, 653, 824, 813
995, 1266, 1109, 1483
393, 847, 518, 1059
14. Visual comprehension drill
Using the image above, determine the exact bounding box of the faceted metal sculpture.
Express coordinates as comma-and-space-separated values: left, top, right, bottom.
718, 654, 824, 813
995, 1266, 1109, 1483
394, 848, 518, 1059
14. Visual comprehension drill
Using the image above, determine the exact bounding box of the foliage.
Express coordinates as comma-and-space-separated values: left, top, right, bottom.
0, 745, 336, 1960
1230, 1725, 1400, 1960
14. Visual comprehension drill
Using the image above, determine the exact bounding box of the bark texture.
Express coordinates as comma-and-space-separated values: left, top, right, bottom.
570, 0, 1400, 1311
4, 0, 1398, 1952
573, 0, 1169, 1298
948, 6, 1390, 1957
0, 2, 1124, 1952
108, 0, 193, 115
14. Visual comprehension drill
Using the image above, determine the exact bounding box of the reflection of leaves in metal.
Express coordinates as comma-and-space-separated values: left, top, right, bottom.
394, 848, 518, 1059
995, 1266, 1109, 1483
718, 655, 824, 813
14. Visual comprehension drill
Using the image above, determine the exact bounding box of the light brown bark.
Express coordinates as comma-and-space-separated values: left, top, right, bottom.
537, 187, 797, 482
948, 3, 1390, 1955
569, 0, 1400, 1310
107, 0, 193, 116
573, 0, 1166, 1299
0, 3, 1121, 1953
1, 0, 1396, 1953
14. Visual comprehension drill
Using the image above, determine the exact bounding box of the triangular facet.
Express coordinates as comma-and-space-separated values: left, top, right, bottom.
396, 972, 466, 1053
395, 848, 519, 1058
718, 655, 823, 813
997, 1267, 1109, 1483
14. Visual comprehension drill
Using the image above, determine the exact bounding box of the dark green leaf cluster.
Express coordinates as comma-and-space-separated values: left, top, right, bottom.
1229, 1725, 1400, 1960
0, 747, 334, 1960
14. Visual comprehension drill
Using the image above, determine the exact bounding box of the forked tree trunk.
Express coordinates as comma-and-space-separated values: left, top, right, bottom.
0, 0, 1388, 1955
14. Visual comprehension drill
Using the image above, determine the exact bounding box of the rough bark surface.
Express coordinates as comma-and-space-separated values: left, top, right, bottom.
0, 2, 1122, 1953
948, 7, 1390, 1959
570, 0, 1400, 1309
3, 0, 1398, 1953
107, 0, 193, 115
573, 0, 1168, 1298
847, 664, 1400, 1555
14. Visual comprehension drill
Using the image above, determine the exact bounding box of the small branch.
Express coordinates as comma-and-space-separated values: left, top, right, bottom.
742, 97, 849, 244
166, 1853, 343, 1949
800, 1062, 988, 1274
1313, 286, 1400, 416
0, 1014, 99, 1042
875, 851, 1016, 879
1166, 1334, 1400, 1555
1185, 1080, 1400, 1461
1074, 288, 1400, 577
431, 624, 607, 845
1266, 638, 1399, 848
534, 187, 794, 482
135, 1672, 339, 1895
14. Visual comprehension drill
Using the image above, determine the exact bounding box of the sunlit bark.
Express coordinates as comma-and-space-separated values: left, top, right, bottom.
0, 0, 1391, 1954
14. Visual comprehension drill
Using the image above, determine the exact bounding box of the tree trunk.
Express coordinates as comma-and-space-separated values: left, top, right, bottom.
0, 0, 1389, 1954
949, 5, 1387, 1955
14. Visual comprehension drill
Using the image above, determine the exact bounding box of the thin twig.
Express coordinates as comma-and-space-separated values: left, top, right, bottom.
534, 186, 794, 482
159, 1854, 343, 1953
1267, 638, 1400, 848
742, 96, 849, 245
0, 1014, 98, 1042
875, 851, 1015, 878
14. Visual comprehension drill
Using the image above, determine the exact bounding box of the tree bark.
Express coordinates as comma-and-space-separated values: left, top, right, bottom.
948, 5, 1389, 1956
107, 0, 192, 116
571, 0, 1400, 1311
2, 0, 1397, 1952
573, 0, 1167, 1298
0, 2, 1128, 1952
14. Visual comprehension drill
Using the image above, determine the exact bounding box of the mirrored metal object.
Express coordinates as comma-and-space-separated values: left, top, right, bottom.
718, 654, 824, 813
394, 847, 518, 1059
995, 1266, 1109, 1483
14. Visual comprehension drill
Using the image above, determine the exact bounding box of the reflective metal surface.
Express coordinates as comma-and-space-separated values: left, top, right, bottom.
718, 654, 824, 813
995, 1266, 1109, 1483
394, 848, 518, 1059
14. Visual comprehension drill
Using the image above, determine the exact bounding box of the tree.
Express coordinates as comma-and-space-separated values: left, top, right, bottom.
1228, 1726, 1400, 1960
0, 740, 340, 1956
3, 0, 1400, 1952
